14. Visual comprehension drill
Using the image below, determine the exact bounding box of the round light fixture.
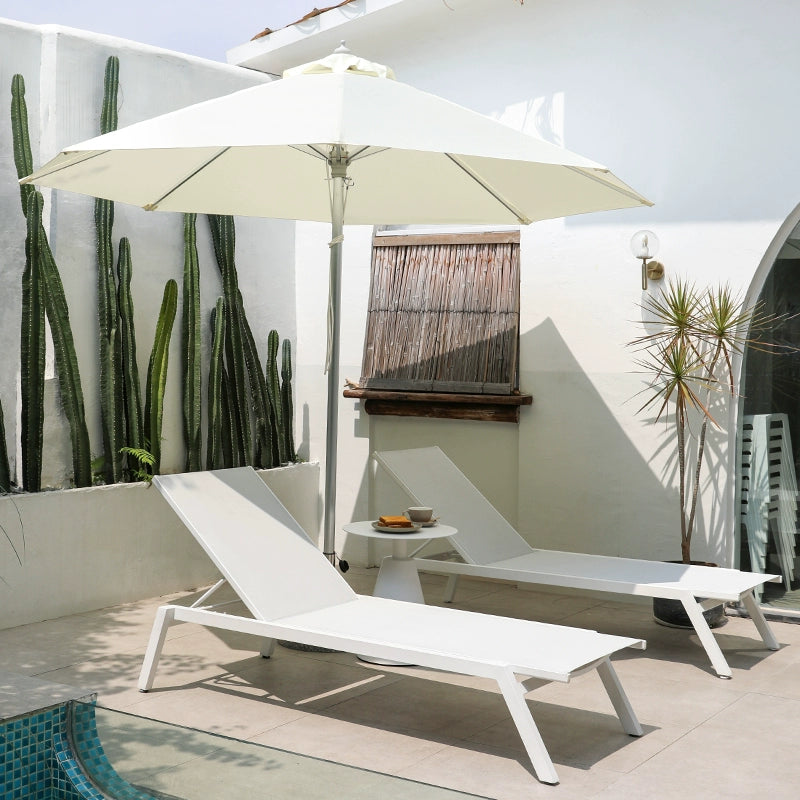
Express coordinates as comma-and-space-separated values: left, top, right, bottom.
630, 230, 663, 289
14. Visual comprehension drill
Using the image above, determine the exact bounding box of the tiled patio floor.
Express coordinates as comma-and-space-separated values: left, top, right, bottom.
3, 568, 800, 799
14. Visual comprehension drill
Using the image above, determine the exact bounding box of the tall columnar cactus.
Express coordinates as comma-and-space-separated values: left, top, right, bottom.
117, 237, 143, 452
207, 214, 281, 468
11, 75, 33, 217
182, 213, 202, 471
280, 338, 296, 463
237, 290, 274, 468
14, 75, 43, 491
220, 360, 236, 468
206, 298, 226, 470
264, 330, 286, 466
96, 56, 124, 483
21, 191, 45, 491
144, 280, 178, 475
12, 73, 91, 489
207, 215, 249, 466
34, 195, 93, 487
0, 399, 11, 492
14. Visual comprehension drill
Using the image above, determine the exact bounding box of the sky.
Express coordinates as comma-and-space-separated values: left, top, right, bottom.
0, 1, 315, 62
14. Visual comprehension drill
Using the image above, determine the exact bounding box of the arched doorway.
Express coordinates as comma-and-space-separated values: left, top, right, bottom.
740, 215, 800, 613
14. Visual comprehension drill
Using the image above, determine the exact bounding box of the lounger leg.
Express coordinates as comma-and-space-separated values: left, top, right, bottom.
443, 575, 459, 603
138, 605, 176, 692
740, 591, 780, 650
495, 669, 559, 785
596, 658, 642, 736
260, 638, 276, 658
679, 595, 732, 678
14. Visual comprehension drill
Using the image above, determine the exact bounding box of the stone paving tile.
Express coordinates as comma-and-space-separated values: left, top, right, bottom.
2, 568, 798, 799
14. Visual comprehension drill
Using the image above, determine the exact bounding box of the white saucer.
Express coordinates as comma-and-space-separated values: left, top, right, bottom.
372, 521, 421, 533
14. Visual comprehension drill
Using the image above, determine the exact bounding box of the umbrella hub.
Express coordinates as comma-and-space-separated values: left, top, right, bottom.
329, 145, 349, 179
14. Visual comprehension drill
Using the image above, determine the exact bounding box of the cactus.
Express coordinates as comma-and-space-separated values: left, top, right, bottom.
206, 298, 225, 470
182, 213, 202, 471
264, 330, 285, 466
144, 279, 178, 474
0, 399, 10, 492
236, 289, 274, 468
207, 299, 237, 470
11, 75, 92, 488
11, 75, 34, 217
99, 327, 124, 482
206, 215, 280, 468
207, 215, 250, 465
96, 56, 124, 483
12, 73, 92, 489
117, 237, 143, 452
280, 338, 296, 462
20, 191, 45, 491
220, 361, 236, 468
35, 196, 93, 487
14, 75, 44, 491
99, 56, 119, 133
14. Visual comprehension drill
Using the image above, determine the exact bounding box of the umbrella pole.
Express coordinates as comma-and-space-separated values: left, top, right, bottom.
323, 156, 346, 563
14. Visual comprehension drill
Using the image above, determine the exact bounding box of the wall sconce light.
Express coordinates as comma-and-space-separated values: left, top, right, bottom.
630, 230, 665, 290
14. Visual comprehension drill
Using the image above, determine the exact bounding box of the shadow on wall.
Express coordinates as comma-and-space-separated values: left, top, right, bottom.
361, 324, 517, 393
517, 317, 730, 564
339, 315, 733, 567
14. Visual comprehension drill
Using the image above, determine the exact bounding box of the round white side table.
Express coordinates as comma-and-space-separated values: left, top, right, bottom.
342, 521, 456, 604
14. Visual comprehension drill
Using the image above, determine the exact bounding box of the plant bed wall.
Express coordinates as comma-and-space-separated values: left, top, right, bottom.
0, 461, 319, 630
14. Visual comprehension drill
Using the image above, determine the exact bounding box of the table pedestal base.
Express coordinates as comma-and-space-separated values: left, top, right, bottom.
358, 554, 423, 665
374, 554, 425, 604
343, 522, 457, 667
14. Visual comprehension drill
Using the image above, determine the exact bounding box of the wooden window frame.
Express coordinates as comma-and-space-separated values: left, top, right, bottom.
345, 230, 532, 423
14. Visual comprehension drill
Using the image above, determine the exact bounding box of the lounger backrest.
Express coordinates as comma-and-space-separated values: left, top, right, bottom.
153, 468, 356, 620
374, 447, 533, 565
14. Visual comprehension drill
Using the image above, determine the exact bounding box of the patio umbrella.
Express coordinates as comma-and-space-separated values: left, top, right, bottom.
22, 45, 651, 563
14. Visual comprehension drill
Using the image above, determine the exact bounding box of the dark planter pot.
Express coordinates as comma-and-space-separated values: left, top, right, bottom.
652, 561, 728, 629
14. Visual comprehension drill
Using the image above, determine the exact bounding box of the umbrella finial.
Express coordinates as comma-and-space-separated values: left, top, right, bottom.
283, 44, 396, 80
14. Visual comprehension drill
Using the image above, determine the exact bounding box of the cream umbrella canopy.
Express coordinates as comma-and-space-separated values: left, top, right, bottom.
22, 46, 651, 563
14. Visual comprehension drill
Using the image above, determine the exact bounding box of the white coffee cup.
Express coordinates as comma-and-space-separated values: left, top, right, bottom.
407, 506, 433, 523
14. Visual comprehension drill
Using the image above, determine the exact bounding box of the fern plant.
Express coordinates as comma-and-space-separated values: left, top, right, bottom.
120, 446, 155, 483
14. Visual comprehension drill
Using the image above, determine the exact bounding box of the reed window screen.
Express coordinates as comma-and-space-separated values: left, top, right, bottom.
360, 232, 521, 395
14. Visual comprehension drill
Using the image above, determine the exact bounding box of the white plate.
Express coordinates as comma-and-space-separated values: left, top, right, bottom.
372, 521, 421, 533
418, 520, 439, 528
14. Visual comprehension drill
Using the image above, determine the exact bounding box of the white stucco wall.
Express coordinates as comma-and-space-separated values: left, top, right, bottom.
239, 0, 800, 567
0, 20, 297, 486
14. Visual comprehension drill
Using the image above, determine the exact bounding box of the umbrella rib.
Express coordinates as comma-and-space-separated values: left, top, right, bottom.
348, 145, 388, 161
564, 165, 654, 206
291, 144, 386, 163
293, 144, 331, 161
445, 153, 533, 225
19, 149, 108, 185
144, 147, 231, 210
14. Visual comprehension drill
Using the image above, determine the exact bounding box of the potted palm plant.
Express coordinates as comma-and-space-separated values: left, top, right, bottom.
629, 278, 786, 627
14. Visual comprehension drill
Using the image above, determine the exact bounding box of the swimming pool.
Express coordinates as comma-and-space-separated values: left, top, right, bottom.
1, 672, 487, 799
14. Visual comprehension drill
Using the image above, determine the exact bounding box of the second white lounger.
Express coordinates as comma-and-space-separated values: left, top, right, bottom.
374, 446, 781, 679
140, 467, 645, 786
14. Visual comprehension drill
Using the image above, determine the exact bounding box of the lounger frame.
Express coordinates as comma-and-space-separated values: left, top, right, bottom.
140, 467, 646, 785
374, 446, 782, 679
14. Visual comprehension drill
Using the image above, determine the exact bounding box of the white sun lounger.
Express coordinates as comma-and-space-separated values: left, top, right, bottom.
373, 447, 782, 679
139, 467, 645, 785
